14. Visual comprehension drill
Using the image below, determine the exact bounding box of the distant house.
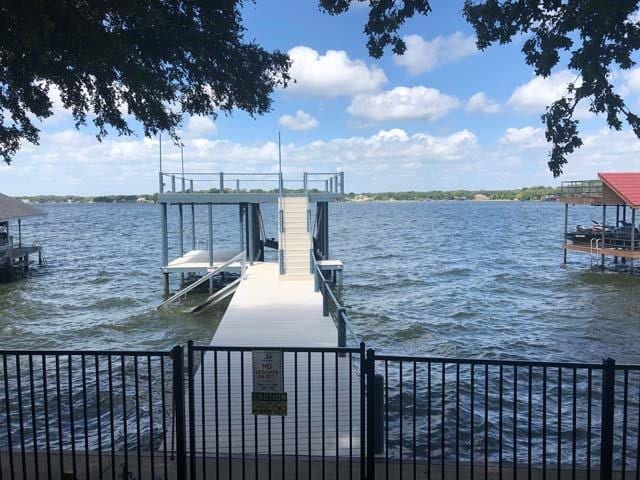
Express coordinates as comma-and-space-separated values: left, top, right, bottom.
0, 193, 46, 281
474, 194, 489, 201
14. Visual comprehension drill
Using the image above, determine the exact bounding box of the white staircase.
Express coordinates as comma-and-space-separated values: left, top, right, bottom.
279, 196, 311, 277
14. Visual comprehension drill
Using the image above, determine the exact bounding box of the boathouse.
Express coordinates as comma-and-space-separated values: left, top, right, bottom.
0, 193, 46, 281
561, 172, 640, 273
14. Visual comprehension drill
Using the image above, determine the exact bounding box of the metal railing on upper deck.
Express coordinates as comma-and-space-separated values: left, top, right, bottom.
560, 179, 603, 198
158, 171, 345, 195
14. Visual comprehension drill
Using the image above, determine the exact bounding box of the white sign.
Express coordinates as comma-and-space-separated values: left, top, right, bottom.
252, 350, 287, 415
252, 350, 284, 393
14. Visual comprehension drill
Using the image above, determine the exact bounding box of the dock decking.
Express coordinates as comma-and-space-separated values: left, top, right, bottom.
189, 262, 363, 457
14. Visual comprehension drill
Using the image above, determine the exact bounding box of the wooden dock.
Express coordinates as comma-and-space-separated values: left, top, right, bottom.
188, 262, 363, 457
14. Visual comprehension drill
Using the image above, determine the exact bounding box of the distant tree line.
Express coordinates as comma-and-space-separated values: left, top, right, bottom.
17, 194, 158, 204
345, 186, 561, 202
17, 187, 561, 204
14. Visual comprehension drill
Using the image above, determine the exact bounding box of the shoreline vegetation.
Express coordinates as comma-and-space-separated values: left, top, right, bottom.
16, 186, 562, 204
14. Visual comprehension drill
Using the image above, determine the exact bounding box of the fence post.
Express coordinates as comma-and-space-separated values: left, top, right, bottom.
187, 341, 196, 479
600, 357, 616, 480
322, 281, 329, 317
171, 345, 187, 479
219, 172, 224, 193
337, 308, 346, 349
366, 348, 376, 479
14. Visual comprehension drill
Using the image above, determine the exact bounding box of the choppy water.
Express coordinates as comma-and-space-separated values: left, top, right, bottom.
2, 201, 639, 363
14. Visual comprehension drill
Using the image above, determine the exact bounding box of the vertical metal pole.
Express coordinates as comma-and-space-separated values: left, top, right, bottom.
337, 308, 346, 348
219, 172, 224, 193
191, 203, 196, 251
340, 172, 345, 194
171, 175, 176, 193
563, 203, 568, 264
623, 205, 628, 264
366, 348, 376, 479
178, 206, 184, 256
159, 172, 164, 194
329, 177, 333, 193
248, 204, 255, 265
324, 202, 329, 259
600, 358, 615, 480
303, 172, 308, 194
322, 281, 329, 317
236, 179, 240, 193
601, 205, 606, 270
178, 204, 184, 287
615, 205, 620, 263
631, 208, 636, 274
239, 205, 244, 251
325, 180, 328, 193
171, 345, 187, 480
207, 205, 213, 266
160, 202, 169, 296
187, 341, 196, 478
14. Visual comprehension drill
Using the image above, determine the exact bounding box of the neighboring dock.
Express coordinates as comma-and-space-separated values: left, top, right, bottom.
561, 172, 640, 273
0, 193, 46, 281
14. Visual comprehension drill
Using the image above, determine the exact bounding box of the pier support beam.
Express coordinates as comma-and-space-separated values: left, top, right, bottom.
160, 202, 169, 296
601, 205, 606, 271
563, 203, 568, 265
178, 204, 184, 287
191, 204, 196, 251
631, 208, 636, 275
208, 204, 214, 293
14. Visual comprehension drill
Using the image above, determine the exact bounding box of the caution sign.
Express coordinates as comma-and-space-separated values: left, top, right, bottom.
252, 392, 288, 416
252, 350, 287, 416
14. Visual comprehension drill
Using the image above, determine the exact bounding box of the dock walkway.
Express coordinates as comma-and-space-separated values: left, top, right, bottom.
189, 262, 363, 458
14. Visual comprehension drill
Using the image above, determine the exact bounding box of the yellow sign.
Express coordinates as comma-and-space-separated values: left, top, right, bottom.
252, 392, 288, 416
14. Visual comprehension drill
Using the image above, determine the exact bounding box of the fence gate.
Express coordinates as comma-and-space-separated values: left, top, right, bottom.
184, 343, 366, 479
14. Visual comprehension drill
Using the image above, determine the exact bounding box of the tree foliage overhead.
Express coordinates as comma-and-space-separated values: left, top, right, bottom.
321, 0, 640, 177
0, 0, 290, 164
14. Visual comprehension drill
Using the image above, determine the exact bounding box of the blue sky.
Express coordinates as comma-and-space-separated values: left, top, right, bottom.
4, 0, 640, 195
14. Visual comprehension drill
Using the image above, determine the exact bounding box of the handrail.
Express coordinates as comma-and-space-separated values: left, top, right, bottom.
311, 253, 360, 346
156, 251, 246, 309
159, 171, 345, 194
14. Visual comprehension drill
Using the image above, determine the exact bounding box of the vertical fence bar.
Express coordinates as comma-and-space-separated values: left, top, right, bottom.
600, 358, 615, 480
172, 345, 187, 480
366, 348, 376, 480
187, 341, 196, 479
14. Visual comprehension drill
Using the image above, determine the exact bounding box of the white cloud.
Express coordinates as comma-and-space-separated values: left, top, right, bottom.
183, 116, 217, 137
500, 126, 546, 149
278, 110, 319, 131
347, 86, 461, 122
508, 70, 580, 113
466, 92, 501, 114
286, 46, 387, 97
393, 33, 477, 75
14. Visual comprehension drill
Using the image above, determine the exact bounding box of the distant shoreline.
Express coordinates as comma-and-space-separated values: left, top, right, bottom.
17, 186, 561, 204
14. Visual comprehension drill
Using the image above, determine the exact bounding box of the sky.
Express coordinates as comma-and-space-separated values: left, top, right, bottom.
4, 0, 640, 195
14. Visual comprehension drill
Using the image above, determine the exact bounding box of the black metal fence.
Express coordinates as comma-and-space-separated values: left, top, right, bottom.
0, 348, 180, 479
0, 345, 637, 479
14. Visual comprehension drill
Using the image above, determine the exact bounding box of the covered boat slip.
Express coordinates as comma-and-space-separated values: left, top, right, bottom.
158, 171, 344, 295
158, 170, 362, 460
561, 172, 640, 273
0, 193, 46, 280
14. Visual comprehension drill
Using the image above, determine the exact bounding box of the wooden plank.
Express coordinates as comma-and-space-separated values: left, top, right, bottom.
562, 243, 640, 259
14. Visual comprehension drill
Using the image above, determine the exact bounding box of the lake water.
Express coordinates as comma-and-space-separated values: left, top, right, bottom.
2, 201, 639, 363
